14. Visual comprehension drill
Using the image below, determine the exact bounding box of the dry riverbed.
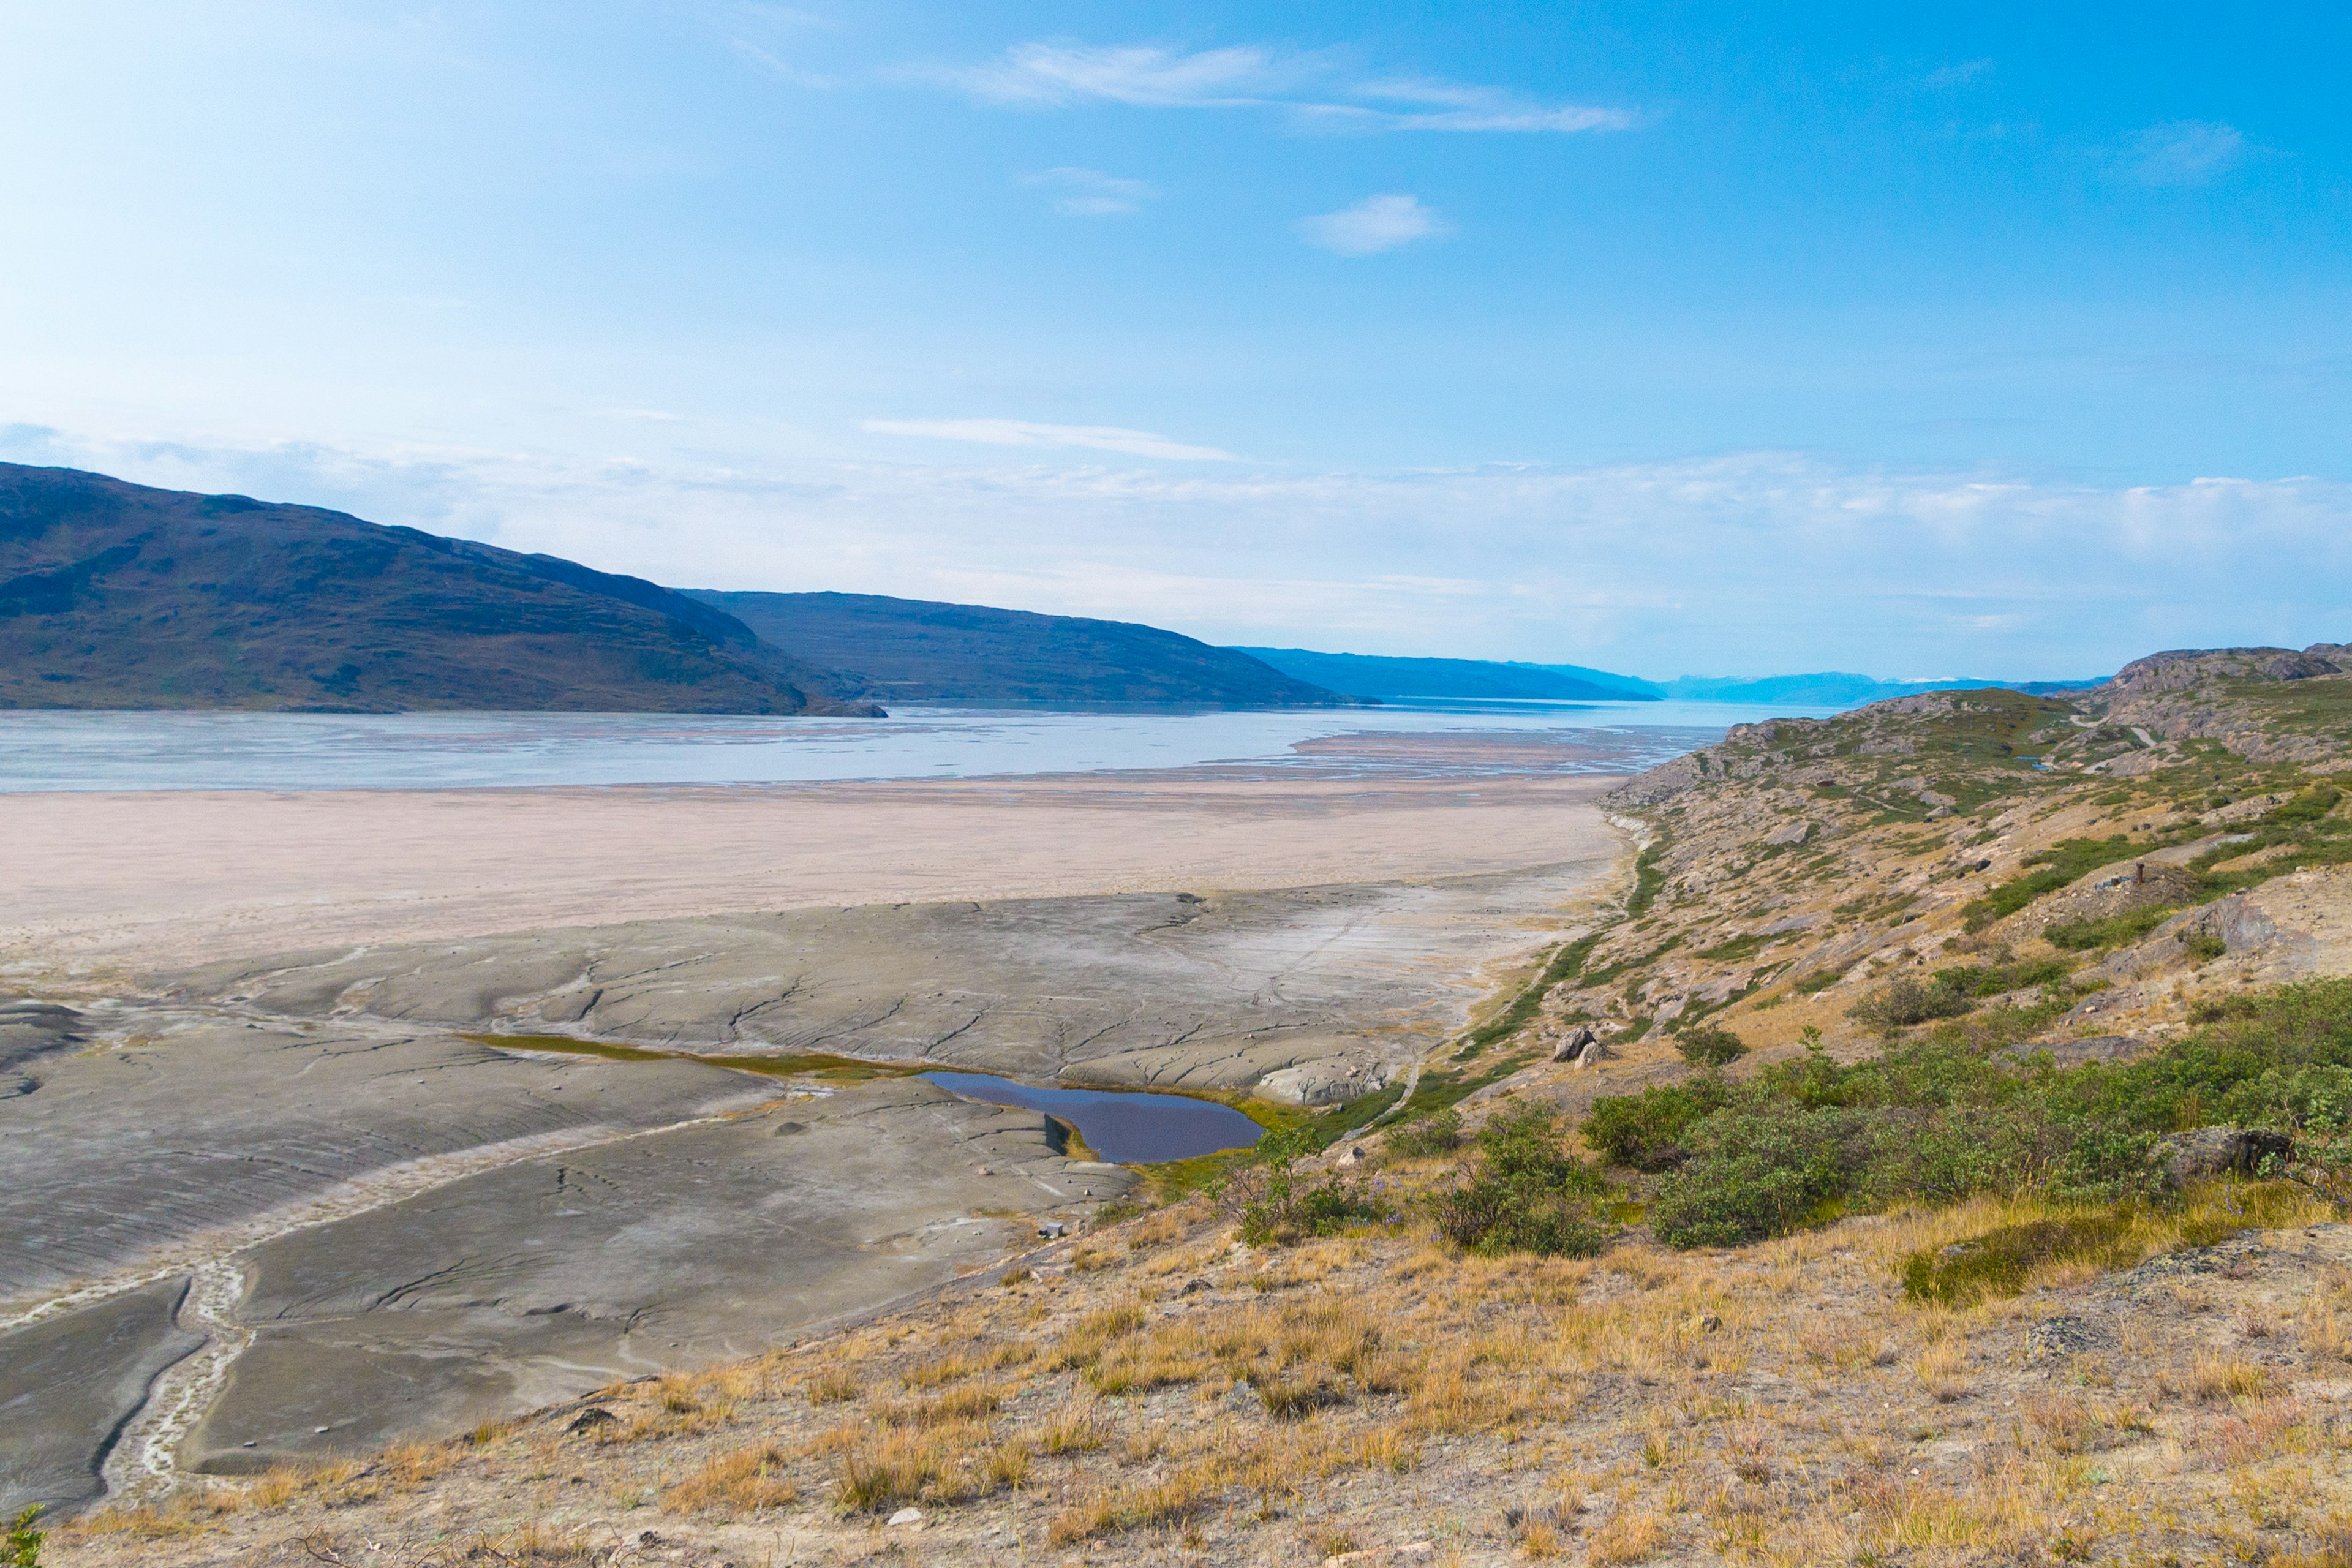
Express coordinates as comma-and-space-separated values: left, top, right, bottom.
0, 754, 1633, 1517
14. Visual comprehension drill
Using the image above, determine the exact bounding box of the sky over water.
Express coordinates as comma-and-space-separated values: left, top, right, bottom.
2, 2, 2345, 677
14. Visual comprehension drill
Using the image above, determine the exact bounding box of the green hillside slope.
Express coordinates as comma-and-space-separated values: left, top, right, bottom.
0, 465, 875, 714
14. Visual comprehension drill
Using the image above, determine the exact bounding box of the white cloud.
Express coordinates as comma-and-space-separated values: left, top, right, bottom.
861, 418, 1238, 462
6, 424, 2345, 679
1022, 167, 1159, 216
1297, 194, 1449, 255
925, 42, 1285, 107
914, 40, 1632, 135
2126, 120, 2250, 185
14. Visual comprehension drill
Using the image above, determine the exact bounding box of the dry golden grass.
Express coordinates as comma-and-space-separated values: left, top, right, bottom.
663, 1441, 797, 1516
1588, 1506, 1667, 1564
2193, 1355, 2280, 1404
803, 1368, 859, 1404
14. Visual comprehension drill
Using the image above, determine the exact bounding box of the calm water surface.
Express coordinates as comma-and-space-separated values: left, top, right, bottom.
0, 701, 1821, 793
921, 1071, 1265, 1164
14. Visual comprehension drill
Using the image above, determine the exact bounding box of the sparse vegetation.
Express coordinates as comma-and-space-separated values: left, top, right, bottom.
1430, 1103, 1613, 1256
1673, 1022, 1750, 1068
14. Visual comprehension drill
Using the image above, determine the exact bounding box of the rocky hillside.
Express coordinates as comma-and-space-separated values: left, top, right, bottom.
45, 643, 2352, 1568
0, 466, 876, 714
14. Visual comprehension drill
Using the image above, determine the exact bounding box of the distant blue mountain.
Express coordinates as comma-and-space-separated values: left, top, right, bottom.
1230, 649, 1659, 703
1659, 673, 2100, 706
1232, 647, 2100, 709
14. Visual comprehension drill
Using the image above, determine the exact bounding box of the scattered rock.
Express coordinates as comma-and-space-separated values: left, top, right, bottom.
2152, 1126, 2293, 1190
2027, 1315, 2113, 1359
1763, 820, 1814, 846
564, 1406, 617, 1435
1572, 1036, 1615, 1070
1550, 1023, 1597, 1063
886, 1507, 923, 1527
1221, 1378, 1265, 1415
1334, 1144, 1368, 1167
1178, 1277, 1214, 1296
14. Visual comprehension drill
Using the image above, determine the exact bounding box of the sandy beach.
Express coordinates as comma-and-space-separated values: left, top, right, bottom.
0, 771, 1624, 978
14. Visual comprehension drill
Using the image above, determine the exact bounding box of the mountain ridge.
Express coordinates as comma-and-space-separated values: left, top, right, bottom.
692, 591, 1355, 708
0, 464, 879, 715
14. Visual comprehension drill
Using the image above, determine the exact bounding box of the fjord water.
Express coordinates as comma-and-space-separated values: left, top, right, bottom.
921, 1071, 1265, 1164
0, 700, 1808, 792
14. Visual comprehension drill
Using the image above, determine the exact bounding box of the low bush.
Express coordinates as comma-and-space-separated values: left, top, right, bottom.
1582, 1076, 1733, 1171
3, 1508, 39, 1568
1847, 971, 1975, 1034
1673, 1024, 1749, 1068
2045, 907, 2173, 952
1430, 1103, 1611, 1257
1384, 1108, 1463, 1158
1593, 978, 2352, 1250
1234, 1126, 1382, 1246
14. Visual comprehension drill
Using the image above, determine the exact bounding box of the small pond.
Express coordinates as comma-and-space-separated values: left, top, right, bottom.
921, 1071, 1264, 1164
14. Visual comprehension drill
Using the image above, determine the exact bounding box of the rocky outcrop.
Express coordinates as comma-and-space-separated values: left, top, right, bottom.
2151, 1126, 2293, 1189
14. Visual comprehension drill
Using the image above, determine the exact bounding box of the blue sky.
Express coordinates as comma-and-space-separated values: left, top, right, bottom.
2, 2, 2346, 679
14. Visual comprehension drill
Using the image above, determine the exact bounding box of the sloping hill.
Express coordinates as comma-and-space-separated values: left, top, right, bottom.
688, 591, 1352, 706
1232, 646, 1657, 702
0, 466, 875, 714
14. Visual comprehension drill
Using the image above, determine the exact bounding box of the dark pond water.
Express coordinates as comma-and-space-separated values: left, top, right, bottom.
921, 1071, 1264, 1164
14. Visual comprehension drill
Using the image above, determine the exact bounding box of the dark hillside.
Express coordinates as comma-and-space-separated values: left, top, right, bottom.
0, 466, 875, 714
688, 591, 1353, 706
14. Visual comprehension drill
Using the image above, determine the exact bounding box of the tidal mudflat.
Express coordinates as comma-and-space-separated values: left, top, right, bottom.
0, 724, 1668, 1515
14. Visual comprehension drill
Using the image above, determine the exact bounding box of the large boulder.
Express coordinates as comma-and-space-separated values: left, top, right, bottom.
2152, 1126, 2293, 1189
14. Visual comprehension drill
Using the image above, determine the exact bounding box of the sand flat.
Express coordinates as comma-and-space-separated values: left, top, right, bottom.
0, 772, 1622, 976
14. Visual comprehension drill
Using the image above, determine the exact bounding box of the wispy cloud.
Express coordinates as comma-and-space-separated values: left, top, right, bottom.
1022, 167, 1159, 216
911, 41, 1634, 135
1923, 58, 1994, 88
2125, 120, 2250, 185
8, 423, 2344, 675
1298, 194, 1449, 256
861, 418, 1238, 462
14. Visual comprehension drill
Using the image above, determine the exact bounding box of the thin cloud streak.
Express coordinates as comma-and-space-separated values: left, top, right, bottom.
861, 418, 1238, 461
2125, 120, 2251, 185
913, 40, 1634, 135
1022, 167, 1159, 216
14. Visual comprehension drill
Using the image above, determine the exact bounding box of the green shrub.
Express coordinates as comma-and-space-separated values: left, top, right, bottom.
1385, 1108, 1463, 1158
1847, 970, 1974, 1034
2264, 786, 2343, 825
1634, 979, 2352, 1250
1430, 1104, 1611, 1257
1583, 1076, 1733, 1170
1674, 1024, 1750, 1068
1899, 1216, 2134, 1306
1962, 835, 2146, 929
1236, 1126, 1382, 1245
2, 1507, 38, 1568
2045, 907, 2173, 952
1649, 1101, 1862, 1248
